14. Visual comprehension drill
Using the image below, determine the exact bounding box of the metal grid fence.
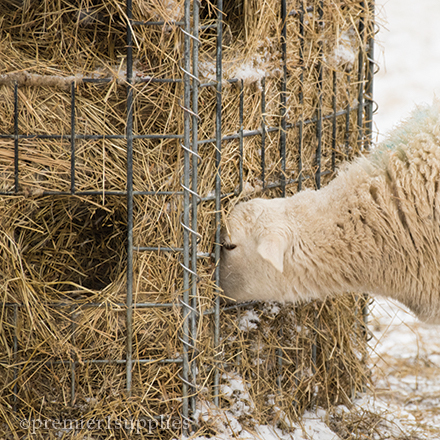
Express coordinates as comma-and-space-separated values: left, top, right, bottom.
0, 0, 376, 434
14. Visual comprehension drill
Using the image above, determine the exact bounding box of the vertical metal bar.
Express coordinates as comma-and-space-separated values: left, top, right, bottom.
294, 2, 305, 406
361, 292, 370, 378
125, 0, 134, 396
314, 1, 323, 191
70, 82, 76, 194
239, 80, 244, 194
236, 308, 242, 366
70, 305, 76, 406
13, 304, 18, 412
311, 327, 317, 374
213, 0, 223, 408
311, 1, 324, 408
190, 0, 200, 419
331, 71, 337, 173
182, 0, 192, 423
357, 1, 366, 151
352, 295, 359, 399
363, 0, 375, 383
277, 0, 288, 394
365, 0, 375, 151
261, 77, 266, 189
280, 0, 287, 197
345, 75, 351, 158
297, 2, 305, 192
310, 305, 319, 410
14, 83, 19, 194
293, 312, 300, 411
276, 328, 283, 393
363, 0, 375, 316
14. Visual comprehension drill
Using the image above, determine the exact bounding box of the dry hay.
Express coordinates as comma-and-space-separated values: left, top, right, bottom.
0, 0, 374, 438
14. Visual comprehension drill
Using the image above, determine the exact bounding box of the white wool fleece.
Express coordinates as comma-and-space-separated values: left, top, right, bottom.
220, 101, 440, 324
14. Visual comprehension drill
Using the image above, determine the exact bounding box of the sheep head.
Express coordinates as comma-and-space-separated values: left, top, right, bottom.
219, 188, 371, 306
219, 198, 293, 303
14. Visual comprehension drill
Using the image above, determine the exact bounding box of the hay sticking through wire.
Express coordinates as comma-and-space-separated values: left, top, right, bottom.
0, 0, 374, 438
189, 296, 371, 437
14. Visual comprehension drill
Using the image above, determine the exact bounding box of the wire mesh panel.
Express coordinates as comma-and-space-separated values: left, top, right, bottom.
0, 0, 375, 438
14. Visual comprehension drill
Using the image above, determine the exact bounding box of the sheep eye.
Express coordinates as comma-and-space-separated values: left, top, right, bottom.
223, 243, 237, 251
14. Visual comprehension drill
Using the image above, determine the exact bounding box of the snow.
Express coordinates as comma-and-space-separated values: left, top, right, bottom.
188, 414, 338, 440
199, 59, 267, 89
325, 28, 358, 71
199, 61, 216, 82
374, 0, 440, 141
262, 302, 281, 317
238, 310, 260, 332
232, 63, 267, 89
364, 297, 440, 438
190, 373, 340, 440
199, 40, 281, 88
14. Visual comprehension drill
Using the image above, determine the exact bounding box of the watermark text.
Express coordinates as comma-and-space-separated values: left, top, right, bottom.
20, 415, 188, 435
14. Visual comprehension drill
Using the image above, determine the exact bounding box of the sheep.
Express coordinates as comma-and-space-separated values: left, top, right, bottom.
220, 101, 440, 324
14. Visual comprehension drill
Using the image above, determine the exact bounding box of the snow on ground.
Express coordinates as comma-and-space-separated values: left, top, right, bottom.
374, 0, 440, 141
363, 298, 440, 439
192, 392, 340, 440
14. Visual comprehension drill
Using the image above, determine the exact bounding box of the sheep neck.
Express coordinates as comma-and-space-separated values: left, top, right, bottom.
287, 158, 440, 323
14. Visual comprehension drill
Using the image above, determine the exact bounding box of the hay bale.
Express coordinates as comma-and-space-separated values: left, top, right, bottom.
0, 0, 374, 438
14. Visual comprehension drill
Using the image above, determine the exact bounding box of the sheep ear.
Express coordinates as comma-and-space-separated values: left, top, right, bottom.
257, 234, 286, 273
